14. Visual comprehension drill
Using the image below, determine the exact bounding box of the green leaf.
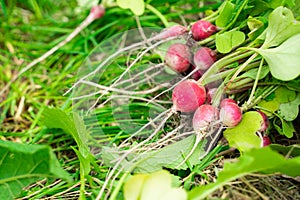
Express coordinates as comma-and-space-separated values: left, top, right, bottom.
263, 6, 300, 48
275, 86, 297, 103
252, 34, 300, 81
270, 144, 300, 157
224, 111, 262, 152
216, 31, 245, 53
117, 0, 145, 16
278, 93, 300, 121
41, 107, 91, 158
124, 170, 187, 200
215, 1, 235, 27
274, 117, 295, 138
240, 65, 269, 80
102, 135, 207, 173
188, 147, 300, 200
258, 99, 280, 116
0, 140, 72, 200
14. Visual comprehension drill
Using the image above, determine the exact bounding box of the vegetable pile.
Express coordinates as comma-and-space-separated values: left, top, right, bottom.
67, 1, 300, 199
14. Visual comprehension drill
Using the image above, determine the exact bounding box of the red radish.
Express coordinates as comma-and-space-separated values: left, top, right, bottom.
193, 104, 219, 131
193, 47, 217, 71
90, 5, 105, 19
165, 43, 192, 73
261, 135, 271, 147
206, 88, 217, 104
155, 25, 188, 40
172, 80, 206, 113
220, 101, 242, 127
220, 98, 237, 107
190, 65, 203, 81
191, 20, 218, 41
257, 110, 269, 132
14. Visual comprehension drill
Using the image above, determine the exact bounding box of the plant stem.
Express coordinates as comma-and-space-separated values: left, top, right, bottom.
246, 58, 264, 105
146, 4, 169, 27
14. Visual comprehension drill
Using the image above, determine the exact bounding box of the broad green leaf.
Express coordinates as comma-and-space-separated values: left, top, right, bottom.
247, 17, 266, 40
41, 107, 91, 158
124, 170, 187, 200
275, 86, 296, 103
117, 0, 145, 16
102, 135, 207, 173
279, 93, 300, 121
124, 174, 148, 200
252, 34, 300, 81
188, 147, 300, 200
216, 31, 245, 53
215, 1, 235, 27
224, 111, 262, 152
258, 99, 280, 116
263, 6, 300, 48
240, 65, 269, 80
0, 140, 72, 200
270, 144, 300, 157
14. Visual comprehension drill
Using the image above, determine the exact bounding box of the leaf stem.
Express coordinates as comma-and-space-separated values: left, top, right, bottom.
146, 4, 169, 27
246, 58, 264, 105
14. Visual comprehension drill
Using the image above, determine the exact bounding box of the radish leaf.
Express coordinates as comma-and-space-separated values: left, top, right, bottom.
188, 147, 300, 200
0, 140, 72, 200
279, 93, 300, 121
252, 34, 300, 81
216, 31, 245, 53
215, 1, 235, 28
117, 0, 145, 16
263, 6, 300, 48
223, 111, 262, 152
124, 170, 187, 200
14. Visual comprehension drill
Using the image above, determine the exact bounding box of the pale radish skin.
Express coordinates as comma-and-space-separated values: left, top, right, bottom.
193, 47, 217, 71
165, 43, 192, 73
172, 79, 206, 113
193, 104, 219, 131
191, 20, 218, 41
154, 25, 188, 40
220, 101, 242, 127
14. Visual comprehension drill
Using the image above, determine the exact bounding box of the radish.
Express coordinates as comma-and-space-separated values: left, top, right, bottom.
90, 5, 105, 19
165, 43, 192, 73
206, 88, 217, 104
261, 135, 271, 147
193, 47, 217, 71
220, 98, 237, 107
189, 65, 203, 81
191, 20, 218, 41
193, 104, 219, 131
257, 110, 269, 132
155, 25, 188, 40
220, 101, 242, 127
172, 80, 206, 113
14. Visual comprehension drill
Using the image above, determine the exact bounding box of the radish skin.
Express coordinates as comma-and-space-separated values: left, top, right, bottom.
193, 104, 219, 131
220, 101, 242, 127
172, 80, 206, 113
165, 43, 192, 73
191, 20, 218, 41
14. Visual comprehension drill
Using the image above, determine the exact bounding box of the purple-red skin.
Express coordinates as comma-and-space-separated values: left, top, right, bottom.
190, 65, 204, 81
193, 104, 219, 131
172, 80, 206, 113
191, 20, 218, 41
257, 110, 269, 132
193, 47, 217, 71
90, 5, 105, 19
220, 98, 237, 108
206, 88, 217, 104
261, 135, 271, 147
155, 25, 188, 40
165, 43, 192, 73
220, 102, 242, 127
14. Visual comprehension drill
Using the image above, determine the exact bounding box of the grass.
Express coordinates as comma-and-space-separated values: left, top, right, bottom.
1, 0, 299, 199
